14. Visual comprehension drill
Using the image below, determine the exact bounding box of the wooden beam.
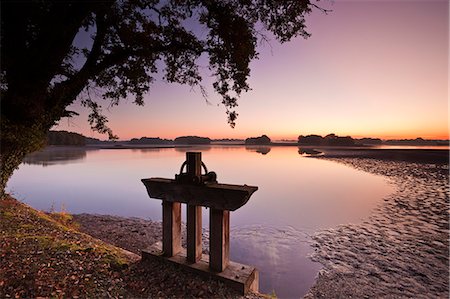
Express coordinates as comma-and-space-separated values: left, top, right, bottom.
142, 178, 258, 211
209, 209, 229, 272
187, 204, 202, 263
162, 201, 181, 257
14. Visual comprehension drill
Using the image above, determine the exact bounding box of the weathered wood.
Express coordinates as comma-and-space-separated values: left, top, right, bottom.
142, 243, 259, 295
162, 201, 181, 257
185, 152, 203, 263
210, 209, 230, 272
187, 204, 202, 263
186, 152, 202, 176
142, 151, 258, 289
141, 178, 258, 211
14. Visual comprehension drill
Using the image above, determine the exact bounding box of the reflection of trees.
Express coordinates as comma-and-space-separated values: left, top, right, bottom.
245, 146, 271, 155
298, 148, 322, 156
131, 148, 163, 153
174, 146, 212, 153
23, 148, 89, 166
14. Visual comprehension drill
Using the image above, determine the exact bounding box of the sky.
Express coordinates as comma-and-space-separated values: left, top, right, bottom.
55, 0, 449, 141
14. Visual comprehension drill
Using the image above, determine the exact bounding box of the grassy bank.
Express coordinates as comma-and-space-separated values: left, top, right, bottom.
0, 196, 138, 298
0, 196, 263, 298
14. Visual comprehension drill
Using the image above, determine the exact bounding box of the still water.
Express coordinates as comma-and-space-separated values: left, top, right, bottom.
8, 146, 394, 298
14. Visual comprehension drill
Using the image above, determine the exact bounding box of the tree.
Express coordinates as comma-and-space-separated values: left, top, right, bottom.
245, 134, 271, 145
0, 0, 326, 197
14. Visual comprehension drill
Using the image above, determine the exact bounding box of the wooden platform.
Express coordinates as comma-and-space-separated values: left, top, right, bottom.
142, 242, 259, 295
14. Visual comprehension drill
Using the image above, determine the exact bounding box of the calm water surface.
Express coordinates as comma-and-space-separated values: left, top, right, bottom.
8, 146, 394, 298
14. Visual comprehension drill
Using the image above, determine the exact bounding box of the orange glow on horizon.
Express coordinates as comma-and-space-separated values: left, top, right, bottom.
82, 126, 449, 142
54, 0, 448, 144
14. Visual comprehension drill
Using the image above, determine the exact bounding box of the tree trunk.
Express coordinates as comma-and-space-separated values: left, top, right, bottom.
0, 118, 47, 199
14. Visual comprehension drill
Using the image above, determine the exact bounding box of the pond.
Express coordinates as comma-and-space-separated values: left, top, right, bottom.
7, 146, 394, 298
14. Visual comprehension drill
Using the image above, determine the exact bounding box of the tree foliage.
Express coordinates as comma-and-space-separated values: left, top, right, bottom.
298, 134, 356, 146
0, 0, 325, 195
47, 131, 86, 146
245, 134, 271, 145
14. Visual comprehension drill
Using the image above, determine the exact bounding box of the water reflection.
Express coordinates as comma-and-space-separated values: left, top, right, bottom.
8, 146, 394, 298
175, 146, 212, 152
298, 147, 322, 156
131, 148, 164, 153
231, 225, 321, 297
245, 146, 272, 155
23, 147, 90, 166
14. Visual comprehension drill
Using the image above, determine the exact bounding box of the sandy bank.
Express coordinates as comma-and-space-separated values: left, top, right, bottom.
72, 214, 211, 256
305, 155, 449, 298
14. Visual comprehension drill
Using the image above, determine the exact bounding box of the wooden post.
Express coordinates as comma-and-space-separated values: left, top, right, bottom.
209, 208, 230, 272
162, 201, 181, 257
187, 205, 202, 262
186, 152, 203, 263
142, 151, 259, 293
186, 152, 202, 178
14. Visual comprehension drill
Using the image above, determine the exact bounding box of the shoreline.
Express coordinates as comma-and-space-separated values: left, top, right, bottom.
71, 151, 449, 298
40, 143, 450, 151
0, 198, 263, 298
304, 154, 449, 298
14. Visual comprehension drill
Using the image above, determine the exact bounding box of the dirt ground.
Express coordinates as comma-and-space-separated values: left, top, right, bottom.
0, 197, 263, 299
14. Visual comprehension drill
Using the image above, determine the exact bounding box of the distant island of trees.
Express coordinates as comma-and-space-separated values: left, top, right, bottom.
245, 135, 271, 145
298, 134, 449, 146
298, 134, 358, 146
299, 134, 353, 146
47, 131, 86, 146
128, 137, 172, 145
46, 131, 449, 147
174, 136, 211, 145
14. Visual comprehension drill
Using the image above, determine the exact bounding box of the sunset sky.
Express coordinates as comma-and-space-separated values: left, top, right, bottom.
55, 0, 449, 141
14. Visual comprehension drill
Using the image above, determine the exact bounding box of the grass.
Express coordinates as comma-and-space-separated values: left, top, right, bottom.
1, 196, 265, 299
0, 196, 137, 298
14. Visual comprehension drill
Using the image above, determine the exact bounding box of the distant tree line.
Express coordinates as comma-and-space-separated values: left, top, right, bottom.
297, 135, 449, 146
47, 131, 86, 146
48, 132, 213, 145
174, 136, 211, 145
213, 138, 244, 143
47, 130, 448, 147
129, 137, 173, 145
245, 135, 271, 145
298, 134, 356, 146
130, 136, 211, 145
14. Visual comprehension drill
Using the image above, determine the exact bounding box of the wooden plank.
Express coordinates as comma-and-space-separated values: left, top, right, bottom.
187, 204, 202, 263
142, 178, 258, 211
162, 201, 181, 257
210, 209, 230, 272
142, 243, 259, 295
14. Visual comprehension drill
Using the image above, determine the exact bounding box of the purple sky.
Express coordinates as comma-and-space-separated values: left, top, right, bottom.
55, 0, 449, 140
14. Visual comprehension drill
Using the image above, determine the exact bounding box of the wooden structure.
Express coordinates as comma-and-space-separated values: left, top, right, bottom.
141, 152, 258, 294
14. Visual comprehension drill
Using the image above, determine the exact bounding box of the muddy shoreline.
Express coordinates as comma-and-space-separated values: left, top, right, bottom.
73, 151, 449, 298
304, 155, 449, 298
